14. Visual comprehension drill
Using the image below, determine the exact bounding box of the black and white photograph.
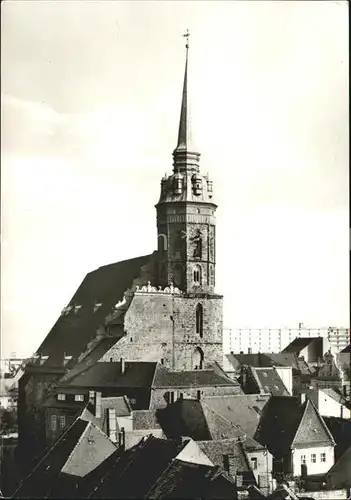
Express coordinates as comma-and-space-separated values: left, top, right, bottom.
0, 1, 349, 498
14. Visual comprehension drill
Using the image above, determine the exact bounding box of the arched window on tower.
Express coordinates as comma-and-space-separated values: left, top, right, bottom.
193, 347, 204, 370
193, 265, 202, 286
195, 303, 203, 337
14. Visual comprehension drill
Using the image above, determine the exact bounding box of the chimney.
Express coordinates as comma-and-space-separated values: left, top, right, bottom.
300, 393, 306, 405
343, 385, 347, 397
248, 348, 252, 354
94, 391, 102, 419
118, 427, 125, 450
89, 391, 95, 404
107, 408, 117, 442
196, 390, 201, 401
120, 358, 125, 374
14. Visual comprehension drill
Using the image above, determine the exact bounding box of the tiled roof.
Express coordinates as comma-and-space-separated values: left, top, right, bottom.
197, 439, 251, 473
326, 443, 351, 486
157, 395, 270, 443
101, 396, 132, 417
153, 365, 240, 389
62, 361, 158, 389
201, 394, 271, 439
281, 337, 320, 354
146, 458, 238, 499
251, 367, 290, 396
133, 410, 162, 430
34, 254, 153, 367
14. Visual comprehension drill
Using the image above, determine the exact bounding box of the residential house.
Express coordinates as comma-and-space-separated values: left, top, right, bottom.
239, 366, 291, 396
255, 396, 335, 477
311, 351, 344, 392
303, 388, 351, 419
337, 344, 350, 397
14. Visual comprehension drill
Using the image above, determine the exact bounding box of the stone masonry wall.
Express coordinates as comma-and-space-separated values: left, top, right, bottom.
100, 291, 223, 371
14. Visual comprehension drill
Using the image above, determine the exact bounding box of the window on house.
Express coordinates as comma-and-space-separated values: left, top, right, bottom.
59, 415, 66, 429
320, 453, 326, 462
74, 394, 84, 402
301, 455, 306, 464
51, 415, 57, 431
250, 457, 258, 470
195, 303, 203, 337
57, 393, 66, 401
311, 454, 316, 463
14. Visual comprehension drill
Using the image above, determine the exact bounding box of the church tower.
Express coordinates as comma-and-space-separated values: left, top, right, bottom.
156, 33, 217, 294
155, 32, 223, 370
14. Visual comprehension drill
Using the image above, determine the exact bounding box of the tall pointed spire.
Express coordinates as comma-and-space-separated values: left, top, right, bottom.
173, 30, 200, 173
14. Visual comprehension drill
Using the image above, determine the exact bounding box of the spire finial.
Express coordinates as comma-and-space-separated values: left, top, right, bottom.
183, 29, 190, 50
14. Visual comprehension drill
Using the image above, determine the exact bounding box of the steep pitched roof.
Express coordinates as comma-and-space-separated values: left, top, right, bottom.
133, 410, 162, 430
89, 435, 183, 498
12, 417, 116, 498
255, 397, 334, 457
35, 254, 153, 367
281, 337, 320, 354
62, 361, 158, 389
323, 416, 351, 459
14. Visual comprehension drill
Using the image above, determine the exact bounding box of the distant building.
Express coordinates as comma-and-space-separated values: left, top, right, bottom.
224, 327, 350, 356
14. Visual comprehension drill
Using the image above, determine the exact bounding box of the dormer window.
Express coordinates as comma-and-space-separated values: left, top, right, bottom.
74, 394, 84, 402
57, 394, 66, 401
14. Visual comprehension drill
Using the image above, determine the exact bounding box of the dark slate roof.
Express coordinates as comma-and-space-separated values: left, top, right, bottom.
35, 254, 153, 366
153, 365, 241, 389
89, 435, 183, 498
281, 337, 320, 354
326, 444, 351, 486
251, 367, 290, 396
146, 458, 238, 500
321, 417, 351, 460
62, 361, 158, 389
255, 397, 334, 457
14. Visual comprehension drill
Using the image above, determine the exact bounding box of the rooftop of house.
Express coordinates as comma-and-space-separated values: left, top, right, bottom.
255, 396, 335, 458
28, 254, 154, 368
197, 439, 252, 473
320, 388, 351, 409
281, 337, 322, 354
157, 394, 270, 443
323, 416, 351, 459
247, 366, 290, 396
12, 416, 117, 498
153, 364, 241, 389
226, 352, 312, 375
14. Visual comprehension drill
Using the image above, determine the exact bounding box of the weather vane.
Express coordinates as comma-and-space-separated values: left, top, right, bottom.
183, 29, 190, 49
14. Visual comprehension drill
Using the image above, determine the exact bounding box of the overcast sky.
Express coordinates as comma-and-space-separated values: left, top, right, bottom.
1, 0, 349, 359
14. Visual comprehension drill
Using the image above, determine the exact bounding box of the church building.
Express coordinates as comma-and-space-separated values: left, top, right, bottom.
18, 36, 224, 469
